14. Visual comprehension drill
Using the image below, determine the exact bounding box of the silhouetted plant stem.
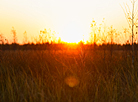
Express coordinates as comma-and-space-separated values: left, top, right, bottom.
132, 0, 135, 68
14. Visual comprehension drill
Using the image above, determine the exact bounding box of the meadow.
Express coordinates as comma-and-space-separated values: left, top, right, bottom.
0, 49, 138, 102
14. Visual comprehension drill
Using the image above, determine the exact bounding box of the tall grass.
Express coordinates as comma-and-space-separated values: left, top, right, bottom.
0, 50, 138, 102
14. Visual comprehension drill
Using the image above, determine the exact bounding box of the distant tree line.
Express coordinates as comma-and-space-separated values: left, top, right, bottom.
0, 42, 138, 51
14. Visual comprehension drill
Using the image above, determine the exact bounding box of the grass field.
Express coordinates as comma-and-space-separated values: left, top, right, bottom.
0, 49, 138, 102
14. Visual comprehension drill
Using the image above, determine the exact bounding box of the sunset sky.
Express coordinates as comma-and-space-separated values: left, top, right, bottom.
0, 0, 137, 44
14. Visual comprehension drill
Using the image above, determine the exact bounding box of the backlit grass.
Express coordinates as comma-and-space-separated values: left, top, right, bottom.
0, 50, 138, 102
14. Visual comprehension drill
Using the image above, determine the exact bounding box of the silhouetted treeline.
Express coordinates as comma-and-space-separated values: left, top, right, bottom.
0, 42, 138, 51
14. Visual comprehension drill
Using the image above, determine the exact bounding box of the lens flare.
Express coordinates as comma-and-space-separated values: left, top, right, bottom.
64, 76, 80, 87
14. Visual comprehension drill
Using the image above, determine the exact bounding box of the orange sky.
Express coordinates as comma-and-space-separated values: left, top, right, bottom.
0, 0, 138, 44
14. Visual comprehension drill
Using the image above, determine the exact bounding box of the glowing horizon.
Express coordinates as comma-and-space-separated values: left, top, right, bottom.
0, 0, 137, 44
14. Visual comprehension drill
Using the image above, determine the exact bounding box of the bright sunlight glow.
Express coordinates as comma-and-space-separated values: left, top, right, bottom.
58, 21, 85, 43
0, 0, 133, 44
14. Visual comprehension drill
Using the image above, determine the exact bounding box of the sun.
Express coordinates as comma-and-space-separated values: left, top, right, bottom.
59, 21, 84, 43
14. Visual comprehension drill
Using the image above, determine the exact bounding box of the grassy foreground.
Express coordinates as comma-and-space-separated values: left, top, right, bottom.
0, 50, 138, 102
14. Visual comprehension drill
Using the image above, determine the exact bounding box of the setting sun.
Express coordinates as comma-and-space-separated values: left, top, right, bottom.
58, 21, 84, 43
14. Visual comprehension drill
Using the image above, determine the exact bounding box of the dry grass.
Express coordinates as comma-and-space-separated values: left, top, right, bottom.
0, 50, 138, 102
